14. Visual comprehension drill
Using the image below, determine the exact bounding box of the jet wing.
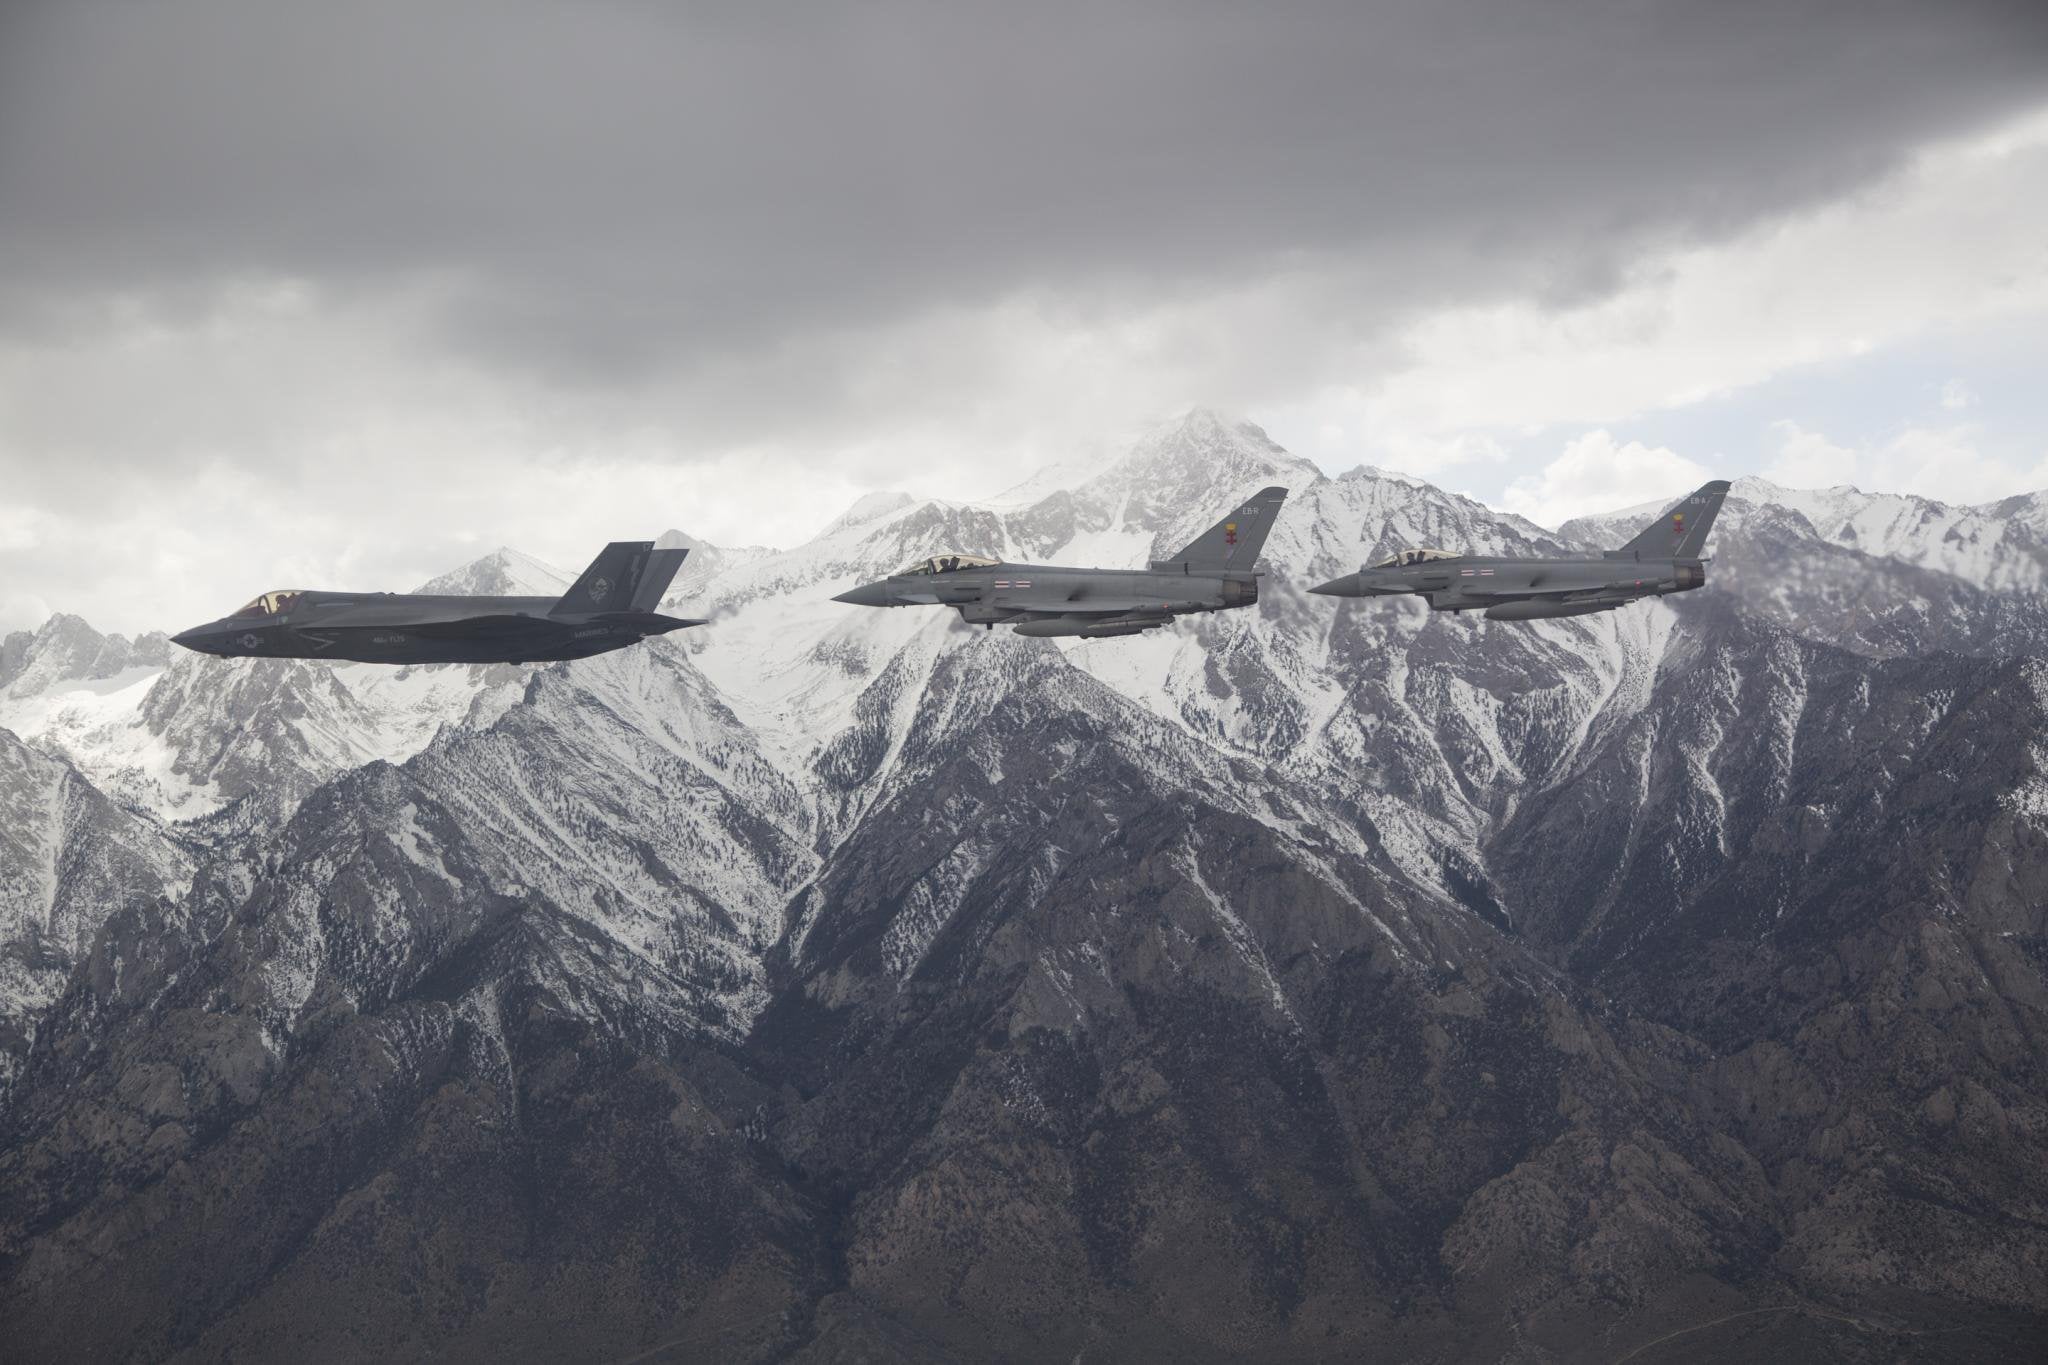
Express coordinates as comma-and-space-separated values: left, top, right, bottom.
1455, 577, 1668, 600
589, 610, 709, 631
988, 592, 1204, 614
395, 614, 551, 639
400, 610, 703, 639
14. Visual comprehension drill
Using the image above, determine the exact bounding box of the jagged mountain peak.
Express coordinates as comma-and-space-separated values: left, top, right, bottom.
1147, 404, 1273, 448
985, 458, 1103, 508
1731, 473, 1864, 501
413, 545, 573, 598
821, 490, 920, 537
1086, 407, 1319, 498
410, 535, 753, 614
653, 527, 703, 551
1329, 465, 1561, 543
1724, 472, 2048, 522
1562, 475, 2048, 596
1, 612, 167, 700
1337, 463, 1429, 486
1575, 475, 1962, 539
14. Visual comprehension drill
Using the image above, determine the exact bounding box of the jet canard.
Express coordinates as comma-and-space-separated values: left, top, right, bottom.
1310, 480, 1730, 620
172, 541, 705, 664
833, 487, 1289, 638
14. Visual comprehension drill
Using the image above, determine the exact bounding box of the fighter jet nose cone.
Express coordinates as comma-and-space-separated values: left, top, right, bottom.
172, 624, 235, 655
832, 581, 895, 607
1309, 576, 1354, 597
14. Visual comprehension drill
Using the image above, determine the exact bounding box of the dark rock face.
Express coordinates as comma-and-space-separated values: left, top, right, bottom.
750, 632, 2048, 1360
1492, 607, 2048, 1333
2, 422, 2046, 1360
1, 644, 822, 1362
0, 631, 30, 690
0, 729, 189, 1102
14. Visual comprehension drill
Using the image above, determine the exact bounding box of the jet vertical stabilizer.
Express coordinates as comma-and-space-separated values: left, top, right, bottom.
628, 547, 690, 611
553, 541, 655, 616
1156, 486, 1289, 571
1607, 481, 1731, 562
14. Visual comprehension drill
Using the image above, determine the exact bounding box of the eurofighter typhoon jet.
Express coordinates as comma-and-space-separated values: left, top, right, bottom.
1310, 480, 1730, 620
172, 541, 704, 664
832, 487, 1289, 637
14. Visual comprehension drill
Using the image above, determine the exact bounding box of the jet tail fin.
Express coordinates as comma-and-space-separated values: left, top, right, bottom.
551, 541, 690, 616
1605, 480, 1731, 561
1158, 486, 1289, 570
629, 547, 689, 611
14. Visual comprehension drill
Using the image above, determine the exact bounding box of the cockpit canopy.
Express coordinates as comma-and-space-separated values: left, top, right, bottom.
231, 590, 307, 617
898, 553, 999, 576
1370, 547, 1458, 569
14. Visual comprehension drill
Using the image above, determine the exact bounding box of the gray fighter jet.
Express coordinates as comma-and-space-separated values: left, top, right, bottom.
1310, 480, 1730, 620
833, 487, 1289, 637
172, 541, 704, 664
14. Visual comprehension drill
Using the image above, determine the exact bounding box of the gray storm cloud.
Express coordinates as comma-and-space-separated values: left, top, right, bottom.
4, 0, 2045, 374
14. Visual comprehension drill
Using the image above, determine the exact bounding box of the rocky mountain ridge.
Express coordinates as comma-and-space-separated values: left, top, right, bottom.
1, 410, 2044, 1360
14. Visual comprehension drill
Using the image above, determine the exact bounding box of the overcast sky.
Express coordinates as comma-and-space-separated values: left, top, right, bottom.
3, 1, 2046, 634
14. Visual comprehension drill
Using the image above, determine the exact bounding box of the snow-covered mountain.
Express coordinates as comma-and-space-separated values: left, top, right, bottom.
0, 614, 166, 701
1568, 476, 2048, 659
1567, 475, 2048, 591
412, 544, 575, 597
2, 410, 2045, 1359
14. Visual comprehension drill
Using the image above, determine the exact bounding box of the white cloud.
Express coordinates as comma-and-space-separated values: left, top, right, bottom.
0, 504, 57, 553
1940, 378, 1978, 410
1270, 103, 2048, 465
1762, 420, 1862, 487
1497, 430, 1711, 529
0, 598, 50, 636
1763, 419, 2048, 504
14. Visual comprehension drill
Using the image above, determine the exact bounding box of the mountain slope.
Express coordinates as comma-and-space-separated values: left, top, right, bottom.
0, 728, 190, 1101
0, 410, 2043, 1359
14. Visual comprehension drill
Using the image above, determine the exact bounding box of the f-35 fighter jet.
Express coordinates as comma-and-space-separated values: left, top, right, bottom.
833, 487, 1289, 637
1311, 480, 1730, 620
172, 541, 704, 664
